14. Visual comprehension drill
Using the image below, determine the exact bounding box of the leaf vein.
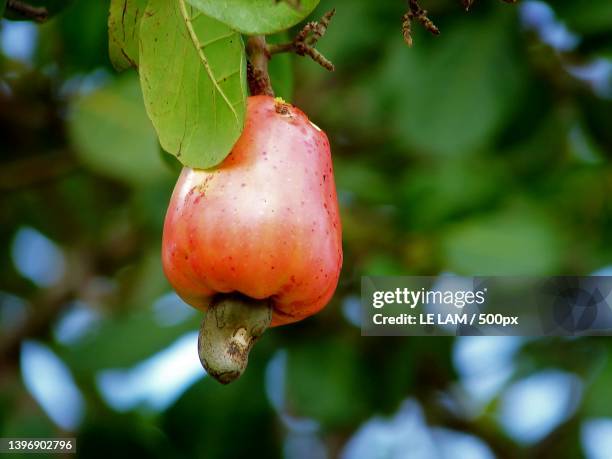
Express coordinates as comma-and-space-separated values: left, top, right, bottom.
178, 0, 239, 124
199, 32, 237, 49
215, 69, 240, 84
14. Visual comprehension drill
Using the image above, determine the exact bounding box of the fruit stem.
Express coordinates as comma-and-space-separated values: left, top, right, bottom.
198, 294, 272, 384
246, 36, 274, 97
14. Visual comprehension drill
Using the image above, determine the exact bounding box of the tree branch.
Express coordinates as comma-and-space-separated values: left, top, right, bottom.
267, 9, 336, 71
0, 249, 92, 373
6, 0, 49, 22
404, 0, 517, 44
402, 0, 440, 47
0, 152, 77, 192
246, 36, 274, 97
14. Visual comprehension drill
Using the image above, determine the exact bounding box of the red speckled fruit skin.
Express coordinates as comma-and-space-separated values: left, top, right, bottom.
162, 96, 343, 327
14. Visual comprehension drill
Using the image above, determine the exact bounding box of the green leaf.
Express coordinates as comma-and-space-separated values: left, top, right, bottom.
334, 157, 394, 205
381, 9, 526, 157
267, 32, 294, 101
442, 205, 563, 275
164, 353, 278, 458
185, 0, 320, 35
399, 155, 508, 230
59, 249, 199, 373
583, 353, 612, 417
139, 0, 247, 169
0, 0, 7, 17
61, 309, 200, 373
285, 339, 368, 428
552, 0, 612, 35
35, 0, 109, 73
108, 0, 147, 71
362, 254, 405, 276
68, 74, 172, 186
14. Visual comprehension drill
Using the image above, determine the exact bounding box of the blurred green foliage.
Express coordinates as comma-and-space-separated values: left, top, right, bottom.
1, 0, 612, 458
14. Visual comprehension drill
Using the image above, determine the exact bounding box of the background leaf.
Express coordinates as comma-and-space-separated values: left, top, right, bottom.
36, 0, 111, 73
108, 0, 147, 71
285, 338, 368, 428
552, 0, 612, 34
185, 0, 320, 35
441, 204, 564, 275
267, 32, 294, 101
139, 0, 247, 169
380, 7, 526, 157
68, 74, 171, 186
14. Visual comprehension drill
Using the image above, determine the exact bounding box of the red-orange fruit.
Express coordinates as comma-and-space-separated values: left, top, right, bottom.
162, 95, 342, 326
